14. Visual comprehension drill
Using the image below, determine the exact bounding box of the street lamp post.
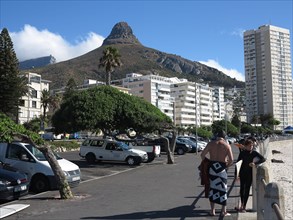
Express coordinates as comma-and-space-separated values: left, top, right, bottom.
225, 102, 232, 135
195, 84, 198, 154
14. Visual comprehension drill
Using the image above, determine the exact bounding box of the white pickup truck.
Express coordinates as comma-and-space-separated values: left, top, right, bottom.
79, 138, 148, 165
121, 139, 161, 162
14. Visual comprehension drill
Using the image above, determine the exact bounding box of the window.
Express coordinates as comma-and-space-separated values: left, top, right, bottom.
6, 144, 31, 161
31, 89, 37, 98
90, 140, 104, 147
105, 143, 117, 150
32, 101, 37, 108
19, 99, 25, 106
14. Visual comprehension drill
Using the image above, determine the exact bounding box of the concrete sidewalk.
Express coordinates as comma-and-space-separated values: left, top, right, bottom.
235, 189, 256, 220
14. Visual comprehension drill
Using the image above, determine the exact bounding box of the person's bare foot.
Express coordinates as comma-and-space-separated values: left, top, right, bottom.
209, 211, 215, 216
220, 212, 231, 217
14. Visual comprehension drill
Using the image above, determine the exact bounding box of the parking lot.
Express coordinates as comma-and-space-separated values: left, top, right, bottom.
0, 150, 175, 206
59, 150, 175, 182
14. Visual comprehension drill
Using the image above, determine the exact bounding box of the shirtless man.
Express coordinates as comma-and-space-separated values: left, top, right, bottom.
200, 130, 234, 217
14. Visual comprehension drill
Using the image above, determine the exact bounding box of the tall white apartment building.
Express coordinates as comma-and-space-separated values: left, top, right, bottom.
244, 25, 293, 130
171, 82, 225, 127
18, 72, 50, 124
212, 87, 225, 122
171, 81, 196, 127
197, 84, 213, 126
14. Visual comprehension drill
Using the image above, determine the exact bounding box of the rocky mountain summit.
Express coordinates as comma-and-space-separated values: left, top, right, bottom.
29, 22, 244, 90
102, 22, 141, 46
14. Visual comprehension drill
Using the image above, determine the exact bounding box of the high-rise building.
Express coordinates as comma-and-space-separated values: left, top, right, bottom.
244, 25, 293, 130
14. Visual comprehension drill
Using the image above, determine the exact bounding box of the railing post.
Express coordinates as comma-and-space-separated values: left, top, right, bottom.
252, 165, 257, 211
257, 165, 269, 220
264, 182, 285, 220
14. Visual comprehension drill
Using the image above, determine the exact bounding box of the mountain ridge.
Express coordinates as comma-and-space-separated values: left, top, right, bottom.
25, 22, 245, 90
19, 55, 56, 70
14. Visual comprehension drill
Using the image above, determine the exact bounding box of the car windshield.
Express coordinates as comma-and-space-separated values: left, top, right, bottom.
117, 142, 130, 150
24, 144, 62, 161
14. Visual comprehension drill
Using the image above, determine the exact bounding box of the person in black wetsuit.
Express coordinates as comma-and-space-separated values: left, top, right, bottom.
236, 139, 266, 212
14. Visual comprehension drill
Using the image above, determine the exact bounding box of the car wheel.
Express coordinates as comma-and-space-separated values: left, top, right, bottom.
126, 156, 135, 165
30, 175, 50, 193
176, 147, 185, 155
85, 153, 96, 164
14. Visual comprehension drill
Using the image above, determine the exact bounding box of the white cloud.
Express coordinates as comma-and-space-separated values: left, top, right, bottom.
231, 28, 245, 39
10, 24, 104, 62
199, 59, 245, 82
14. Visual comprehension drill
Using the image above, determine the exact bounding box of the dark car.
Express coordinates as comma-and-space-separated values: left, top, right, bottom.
0, 161, 29, 201
148, 137, 192, 155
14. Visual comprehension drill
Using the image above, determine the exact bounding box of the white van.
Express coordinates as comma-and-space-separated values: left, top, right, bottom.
0, 142, 81, 193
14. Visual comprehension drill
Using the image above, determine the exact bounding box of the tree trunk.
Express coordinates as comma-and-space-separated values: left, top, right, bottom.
161, 136, 174, 164
42, 144, 73, 199
18, 134, 73, 199
106, 71, 111, 85
170, 130, 177, 151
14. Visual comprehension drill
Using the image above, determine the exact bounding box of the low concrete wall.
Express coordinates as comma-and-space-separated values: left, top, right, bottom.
253, 138, 287, 220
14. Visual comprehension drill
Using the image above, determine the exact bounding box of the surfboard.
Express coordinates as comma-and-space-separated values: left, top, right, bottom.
0, 204, 30, 219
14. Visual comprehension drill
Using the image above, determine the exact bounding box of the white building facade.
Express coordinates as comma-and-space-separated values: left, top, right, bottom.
18, 72, 50, 124
120, 73, 226, 128
121, 73, 176, 120
171, 81, 196, 127
244, 25, 293, 130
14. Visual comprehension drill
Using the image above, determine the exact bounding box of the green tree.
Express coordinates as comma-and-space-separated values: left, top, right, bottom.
23, 117, 43, 133
211, 120, 238, 137
52, 86, 172, 136
0, 113, 73, 199
49, 93, 62, 113
0, 28, 28, 122
240, 122, 257, 134
63, 78, 77, 101
231, 113, 241, 133
187, 126, 213, 140
41, 89, 51, 120
99, 46, 122, 85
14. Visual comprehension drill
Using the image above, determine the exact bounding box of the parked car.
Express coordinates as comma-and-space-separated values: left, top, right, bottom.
41, 132, 62, 141
177, 137, 198, 153
0, 142, 81, 193
121, 139, 161, 162
147, 137, 192, 155
79, 138, 148, 165
178, 136, 207, 152
226, 136, 237, 144
69, 132, 82, 139
0, 161, 29, 201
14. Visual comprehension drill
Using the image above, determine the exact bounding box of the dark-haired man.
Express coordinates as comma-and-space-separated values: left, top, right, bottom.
200, 130, 233, 217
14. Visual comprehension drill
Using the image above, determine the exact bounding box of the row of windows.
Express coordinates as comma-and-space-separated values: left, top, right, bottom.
19, 100, 38, 108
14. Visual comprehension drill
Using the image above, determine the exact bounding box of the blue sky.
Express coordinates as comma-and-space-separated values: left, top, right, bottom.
1, 0, 292, 81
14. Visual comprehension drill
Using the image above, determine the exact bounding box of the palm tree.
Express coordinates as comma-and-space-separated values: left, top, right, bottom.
41, 89, 51, 120
49, 93, 62, 112
99, 46, 122, 85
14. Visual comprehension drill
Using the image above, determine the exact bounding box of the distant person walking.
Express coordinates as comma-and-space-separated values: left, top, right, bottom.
235, 139, 266, 212
200, 130, 234, 217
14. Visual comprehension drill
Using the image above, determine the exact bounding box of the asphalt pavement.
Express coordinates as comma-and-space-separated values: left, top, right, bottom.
1, 147, 254, 220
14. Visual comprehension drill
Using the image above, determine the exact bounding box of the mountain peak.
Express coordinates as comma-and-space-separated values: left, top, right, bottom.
102, 22, 141, 46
